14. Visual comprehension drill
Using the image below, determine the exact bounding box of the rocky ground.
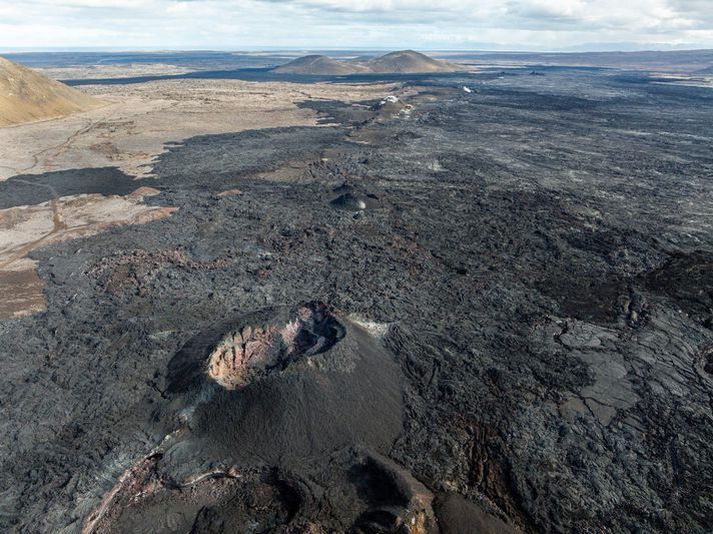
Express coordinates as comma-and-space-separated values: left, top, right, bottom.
0, 66, 712, 533
0, 77, 395, 321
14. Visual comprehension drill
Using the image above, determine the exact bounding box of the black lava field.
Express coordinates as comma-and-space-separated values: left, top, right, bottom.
1, 67, 712, 533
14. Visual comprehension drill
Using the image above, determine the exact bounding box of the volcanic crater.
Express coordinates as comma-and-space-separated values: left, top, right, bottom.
207, 301, 346, 389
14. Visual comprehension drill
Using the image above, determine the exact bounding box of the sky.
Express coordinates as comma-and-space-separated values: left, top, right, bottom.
1, 0, 712, 51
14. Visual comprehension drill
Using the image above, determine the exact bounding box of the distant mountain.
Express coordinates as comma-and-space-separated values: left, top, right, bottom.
0, 56, 100, 127
365, 50, 462, 73
272, 54, 369, 75
273, 50, 464, 76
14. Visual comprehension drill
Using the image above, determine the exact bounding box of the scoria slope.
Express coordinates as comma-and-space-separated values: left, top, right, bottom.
0, 56, 100, 127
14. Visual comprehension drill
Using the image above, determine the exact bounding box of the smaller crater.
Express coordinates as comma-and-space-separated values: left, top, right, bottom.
331, 192, 380, 211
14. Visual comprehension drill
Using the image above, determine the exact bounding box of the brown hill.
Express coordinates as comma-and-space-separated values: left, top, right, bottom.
273, 55, 369, 75
273, 50, 463, 76
0, 56, 101, 127
365, 50, 462, 73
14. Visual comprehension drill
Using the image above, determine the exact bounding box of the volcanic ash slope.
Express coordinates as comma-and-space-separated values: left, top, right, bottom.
0, 56, 101, 127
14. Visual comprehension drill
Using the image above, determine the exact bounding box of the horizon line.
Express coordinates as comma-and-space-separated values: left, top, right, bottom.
2, 46, 713, 55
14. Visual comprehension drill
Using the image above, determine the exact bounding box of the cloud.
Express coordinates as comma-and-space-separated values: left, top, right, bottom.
0, 0, 711, 49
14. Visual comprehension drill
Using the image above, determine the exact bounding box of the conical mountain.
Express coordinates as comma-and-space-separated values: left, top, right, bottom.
273, 50, 463, 75
0, 56, 101, 127
273, 54, 369, 75
366, 50, 462, 73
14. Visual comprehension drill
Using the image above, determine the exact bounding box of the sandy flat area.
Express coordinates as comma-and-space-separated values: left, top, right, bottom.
0, 76, 395, 318
0, 78, 393, 181
0, 187, 176, 319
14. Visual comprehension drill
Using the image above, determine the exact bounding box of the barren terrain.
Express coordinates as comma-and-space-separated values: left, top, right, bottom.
0, 53, 712, 533
0, 74, 396, 319
0, 77, 394, 181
